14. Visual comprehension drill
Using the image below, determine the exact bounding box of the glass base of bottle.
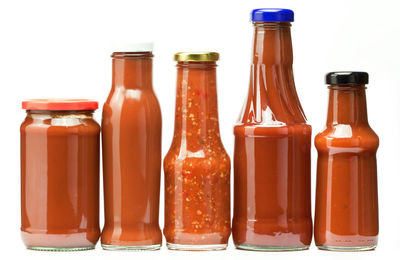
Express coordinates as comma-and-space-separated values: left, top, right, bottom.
27, 246, 95, 251
101, 244, 161, 251
317, 245, 376, 252
235, 243, 309, 252
167, 243, 227, 251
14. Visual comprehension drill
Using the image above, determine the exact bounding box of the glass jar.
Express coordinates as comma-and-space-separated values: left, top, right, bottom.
314, 72, 379, 251
163, 52, 231, 251
20, 99, 100, 251
233, 9, 312, 251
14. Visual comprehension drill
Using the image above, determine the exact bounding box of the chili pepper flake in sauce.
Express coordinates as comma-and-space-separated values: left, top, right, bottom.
164, 60, 231, 247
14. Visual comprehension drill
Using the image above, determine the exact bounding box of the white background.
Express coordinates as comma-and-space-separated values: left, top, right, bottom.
0, 0, 399, 259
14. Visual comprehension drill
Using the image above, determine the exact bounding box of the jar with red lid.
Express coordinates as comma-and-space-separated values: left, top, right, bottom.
20, 99, 100, 251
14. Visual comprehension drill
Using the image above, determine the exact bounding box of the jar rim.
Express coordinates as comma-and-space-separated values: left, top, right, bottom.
22, 99, 98, 111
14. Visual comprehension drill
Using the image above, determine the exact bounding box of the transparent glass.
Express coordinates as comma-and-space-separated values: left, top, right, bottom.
163, 61, 231, 251
314, 85, 379, 251
232, 22, 312, 251
101, 52, 162, 251
21, 110, 100, 251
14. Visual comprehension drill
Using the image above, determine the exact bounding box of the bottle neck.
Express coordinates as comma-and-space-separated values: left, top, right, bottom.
111, 52, 153, 90
173, 61, 221, 149
238, 22, 306, 125
326, 85, 369, 126
252, 22, 293, 66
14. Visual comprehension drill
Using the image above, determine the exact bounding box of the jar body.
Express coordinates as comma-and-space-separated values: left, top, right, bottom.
314, 86, 379, 251
101, 53, 162, 250
232, 21, 312, 251
233, 125, 312, 250
163, 61, 231, 250
20, 110, 100, 251
164, 151, 231, 250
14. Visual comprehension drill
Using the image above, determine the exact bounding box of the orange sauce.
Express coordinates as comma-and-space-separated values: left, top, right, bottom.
314, 83, 379, 250
233, 22, 312, 250
21, 109, 100, 250
164, 59, 231, 250
101, 52, 162, 249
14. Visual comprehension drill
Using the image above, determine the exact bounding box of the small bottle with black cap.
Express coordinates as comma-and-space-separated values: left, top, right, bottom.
314, 71, 379, 251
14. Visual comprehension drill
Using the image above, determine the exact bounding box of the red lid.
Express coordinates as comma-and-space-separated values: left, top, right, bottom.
22, 99, 98, 111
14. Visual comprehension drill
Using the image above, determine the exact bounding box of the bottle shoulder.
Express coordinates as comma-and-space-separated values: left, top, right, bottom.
105, 87, 159, 103
164, 147, 231, 173
237, 103, 308, 126
164, 136, 230, 163
315, 124, 379, 151
103, 89, 161, 116
238, 64, 308, 125
21, 116, 100, 135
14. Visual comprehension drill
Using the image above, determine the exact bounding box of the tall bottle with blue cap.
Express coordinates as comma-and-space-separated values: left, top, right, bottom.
233, 8, 312, 251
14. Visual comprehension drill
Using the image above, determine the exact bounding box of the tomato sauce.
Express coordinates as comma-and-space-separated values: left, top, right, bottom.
164, 52, 231, 251
101, 51, 162, 250
232, 9, 312, 251
314, 72, 379, 251
20, 100, 100, 251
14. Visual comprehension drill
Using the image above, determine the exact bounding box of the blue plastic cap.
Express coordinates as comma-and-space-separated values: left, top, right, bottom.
251, 8, 294, 22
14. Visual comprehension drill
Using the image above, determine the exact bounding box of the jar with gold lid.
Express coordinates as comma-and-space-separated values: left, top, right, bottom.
163, 52, 231, 251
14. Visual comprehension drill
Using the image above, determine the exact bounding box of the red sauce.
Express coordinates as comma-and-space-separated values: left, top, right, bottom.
164, 53, 231, 250
21, 100, 100, 251
314, 79, 379, 251
101, 52, 162, 250
232, 22, 312, 251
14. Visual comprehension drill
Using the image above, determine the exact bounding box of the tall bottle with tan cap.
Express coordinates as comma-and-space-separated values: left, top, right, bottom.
101, 44, 162, 250
163, 52, 231, 251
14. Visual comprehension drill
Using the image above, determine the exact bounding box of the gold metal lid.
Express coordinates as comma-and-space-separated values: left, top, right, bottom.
174, 52, 219, 62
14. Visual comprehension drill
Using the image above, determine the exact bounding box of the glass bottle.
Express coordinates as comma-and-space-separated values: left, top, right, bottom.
232, 9, 312, 251
164, 52, 231, 251
314, 72, 379, 251
101, 47, 162, 250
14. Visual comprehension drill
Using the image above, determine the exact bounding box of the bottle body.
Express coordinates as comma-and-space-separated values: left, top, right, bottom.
234, 125, 311, 250
21, 108, 100, 251
232, 21, 312, 251
314, 82, 379, 251
164, 58, 231, 251
101, 52, 162, 250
